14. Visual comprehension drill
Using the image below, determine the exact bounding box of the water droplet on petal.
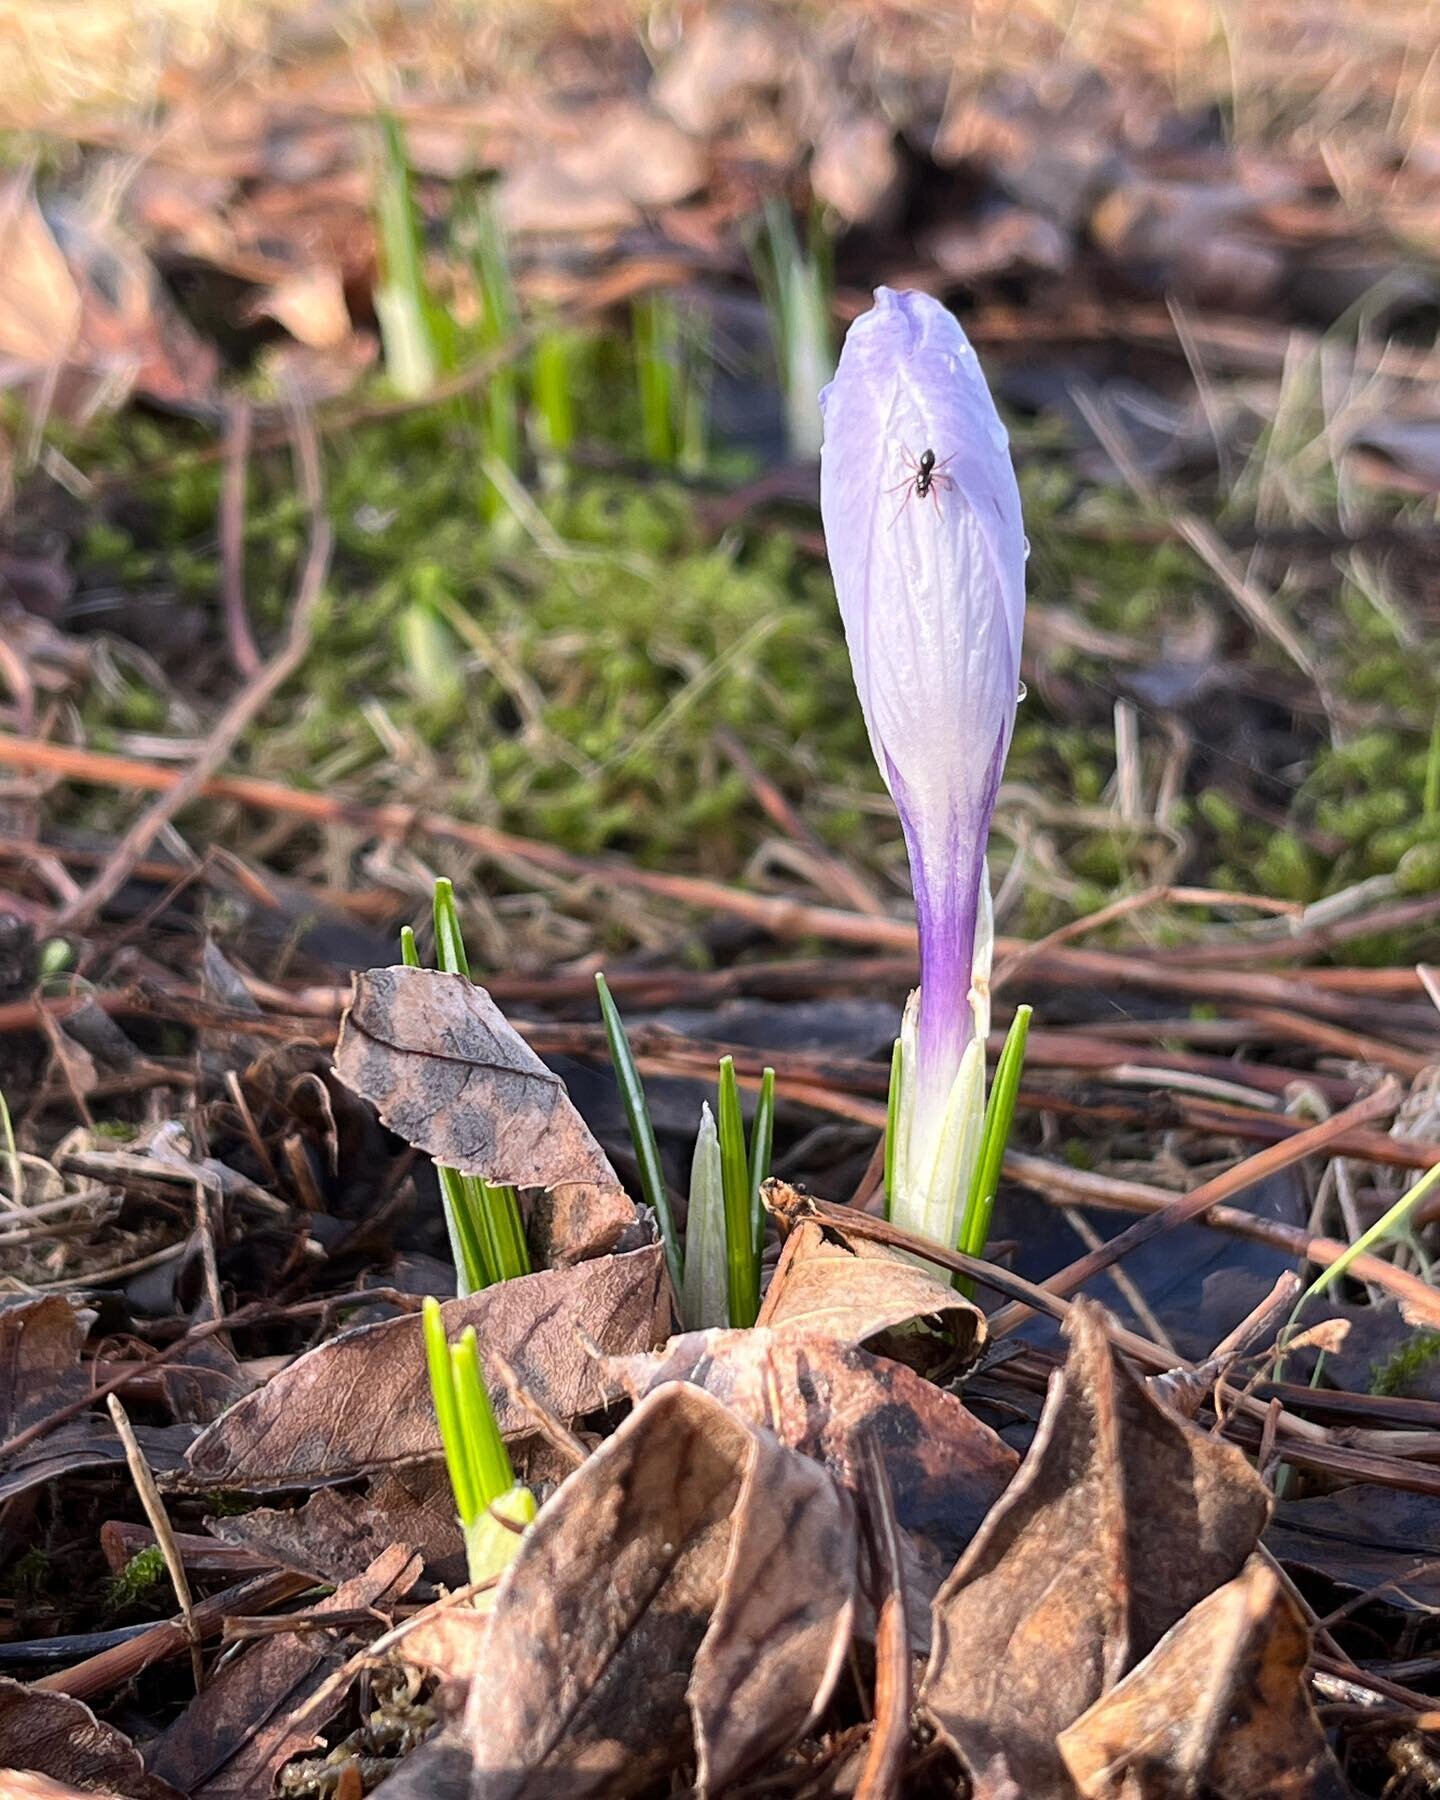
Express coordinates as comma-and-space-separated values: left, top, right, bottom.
1022, 535, 1031, 560
1016, 679, 1028, 704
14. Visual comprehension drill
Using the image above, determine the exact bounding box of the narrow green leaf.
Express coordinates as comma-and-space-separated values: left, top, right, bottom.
399, 925, 421, 968
423, 1298, 477, 1526
532, 328, 575, 457
374, 113, 439, 398
682, 1104, 728, 1331
634, 293, 677, 465
717, 1056, 758, 1328
439, 1166, 494, 1296
451, 1325, 514, 1508
480, 1179, 531, 1281
1297, 1159, 1440, 1311
747, 1066, 775, 1256
595, 973, 683, 1301
883, 1036, 902, 1221
432, 877, 471, 979
958, 1005, 1032, 1263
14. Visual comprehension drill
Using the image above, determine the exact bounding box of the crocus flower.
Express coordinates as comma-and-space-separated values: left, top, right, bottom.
819, 287, 1026, 1245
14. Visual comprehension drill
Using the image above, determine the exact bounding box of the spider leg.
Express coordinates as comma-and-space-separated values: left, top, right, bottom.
889, 484, 917, 526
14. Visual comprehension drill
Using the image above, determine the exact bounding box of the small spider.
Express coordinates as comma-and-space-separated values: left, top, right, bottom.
887, 446, 956, 522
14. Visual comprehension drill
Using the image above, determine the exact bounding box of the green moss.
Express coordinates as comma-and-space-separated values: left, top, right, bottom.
104, 1545, 167, 1612
1254, 833, 1317, 904
43, 347, 1440, 952
1371, 1330, 1440, 1398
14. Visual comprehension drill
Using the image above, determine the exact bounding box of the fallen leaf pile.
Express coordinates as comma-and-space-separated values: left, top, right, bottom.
0, 972, 1376, 1795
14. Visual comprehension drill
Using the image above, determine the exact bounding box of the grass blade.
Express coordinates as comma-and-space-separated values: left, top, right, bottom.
374, 113, 439, 398
747, 1066, 775, 1256
532, 325, 576, 462
595, 973, 683, 1301
717, 1056, 759, 1327
634, 293, 678, 465
958, 1005, 1032, 1264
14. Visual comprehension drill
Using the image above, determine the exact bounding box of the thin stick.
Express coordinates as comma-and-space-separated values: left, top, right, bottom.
56, 399, 332, 932
106, 1394, 203, 1691
985, 1084, 1402, 1337
855, 1433, 911, 1800
1002, 1148, 1440, 1328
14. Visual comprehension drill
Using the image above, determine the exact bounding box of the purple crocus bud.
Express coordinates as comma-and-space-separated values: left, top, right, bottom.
820, 288, 1025, 1175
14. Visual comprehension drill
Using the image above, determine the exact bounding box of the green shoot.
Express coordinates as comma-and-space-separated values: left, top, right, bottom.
423, 1298, 535, 1589
1275, 1158, 1440, 1425
747, 200, 834, 459
595, 973, 683, 1302
883, 1037, 902, 1220
633, 292, 679, 465
531, 323, 576, 470
38, 938, 73, 980
0, 1086, 21, 1208
747, 1066, 775, 1257
398, 591, 465, 715
682, 1103, 728, 1331
958, 1006, 1033, 1263
464, 185, 522, 520
1291, 1159, 1440, 1321
374, 113, 441, 398
405, 882, 530, 1292
717, 1056, 759, 1328
1425, 703, 1440, 822
432, 876, 472, 979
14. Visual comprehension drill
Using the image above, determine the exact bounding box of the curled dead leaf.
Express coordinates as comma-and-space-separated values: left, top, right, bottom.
610, 1325, 1017, 1622
421, 1382, 857, 1798
923, 1303, 1270, 1796
1056, 1558, 1348, 1798
759, 1210, 984, 1374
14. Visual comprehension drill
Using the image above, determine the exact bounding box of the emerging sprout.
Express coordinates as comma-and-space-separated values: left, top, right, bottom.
423, 1297, 535, 1591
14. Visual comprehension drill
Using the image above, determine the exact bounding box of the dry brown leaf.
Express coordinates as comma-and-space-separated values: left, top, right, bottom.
811, 115, 903, 226
923, 1303, 1270, 1798
0, 178, 81, 364
209, 1467, 465, 1587
1057, 1558, 1348, 1798
0, 183, 216, 406
148, 1544, 421, 1798
251, 265, 351, 347
610, 1325, 1017, 1616
759, 1212, 984, 1372
0, 1682, 179, 1800
183, 1246, 667, 1491
0, 1295, 90, 1437
441, 1381, 856, 1798
0, 1422, 195, 1509
527, 1179, 640, 1268
333, 966, 620, 1191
